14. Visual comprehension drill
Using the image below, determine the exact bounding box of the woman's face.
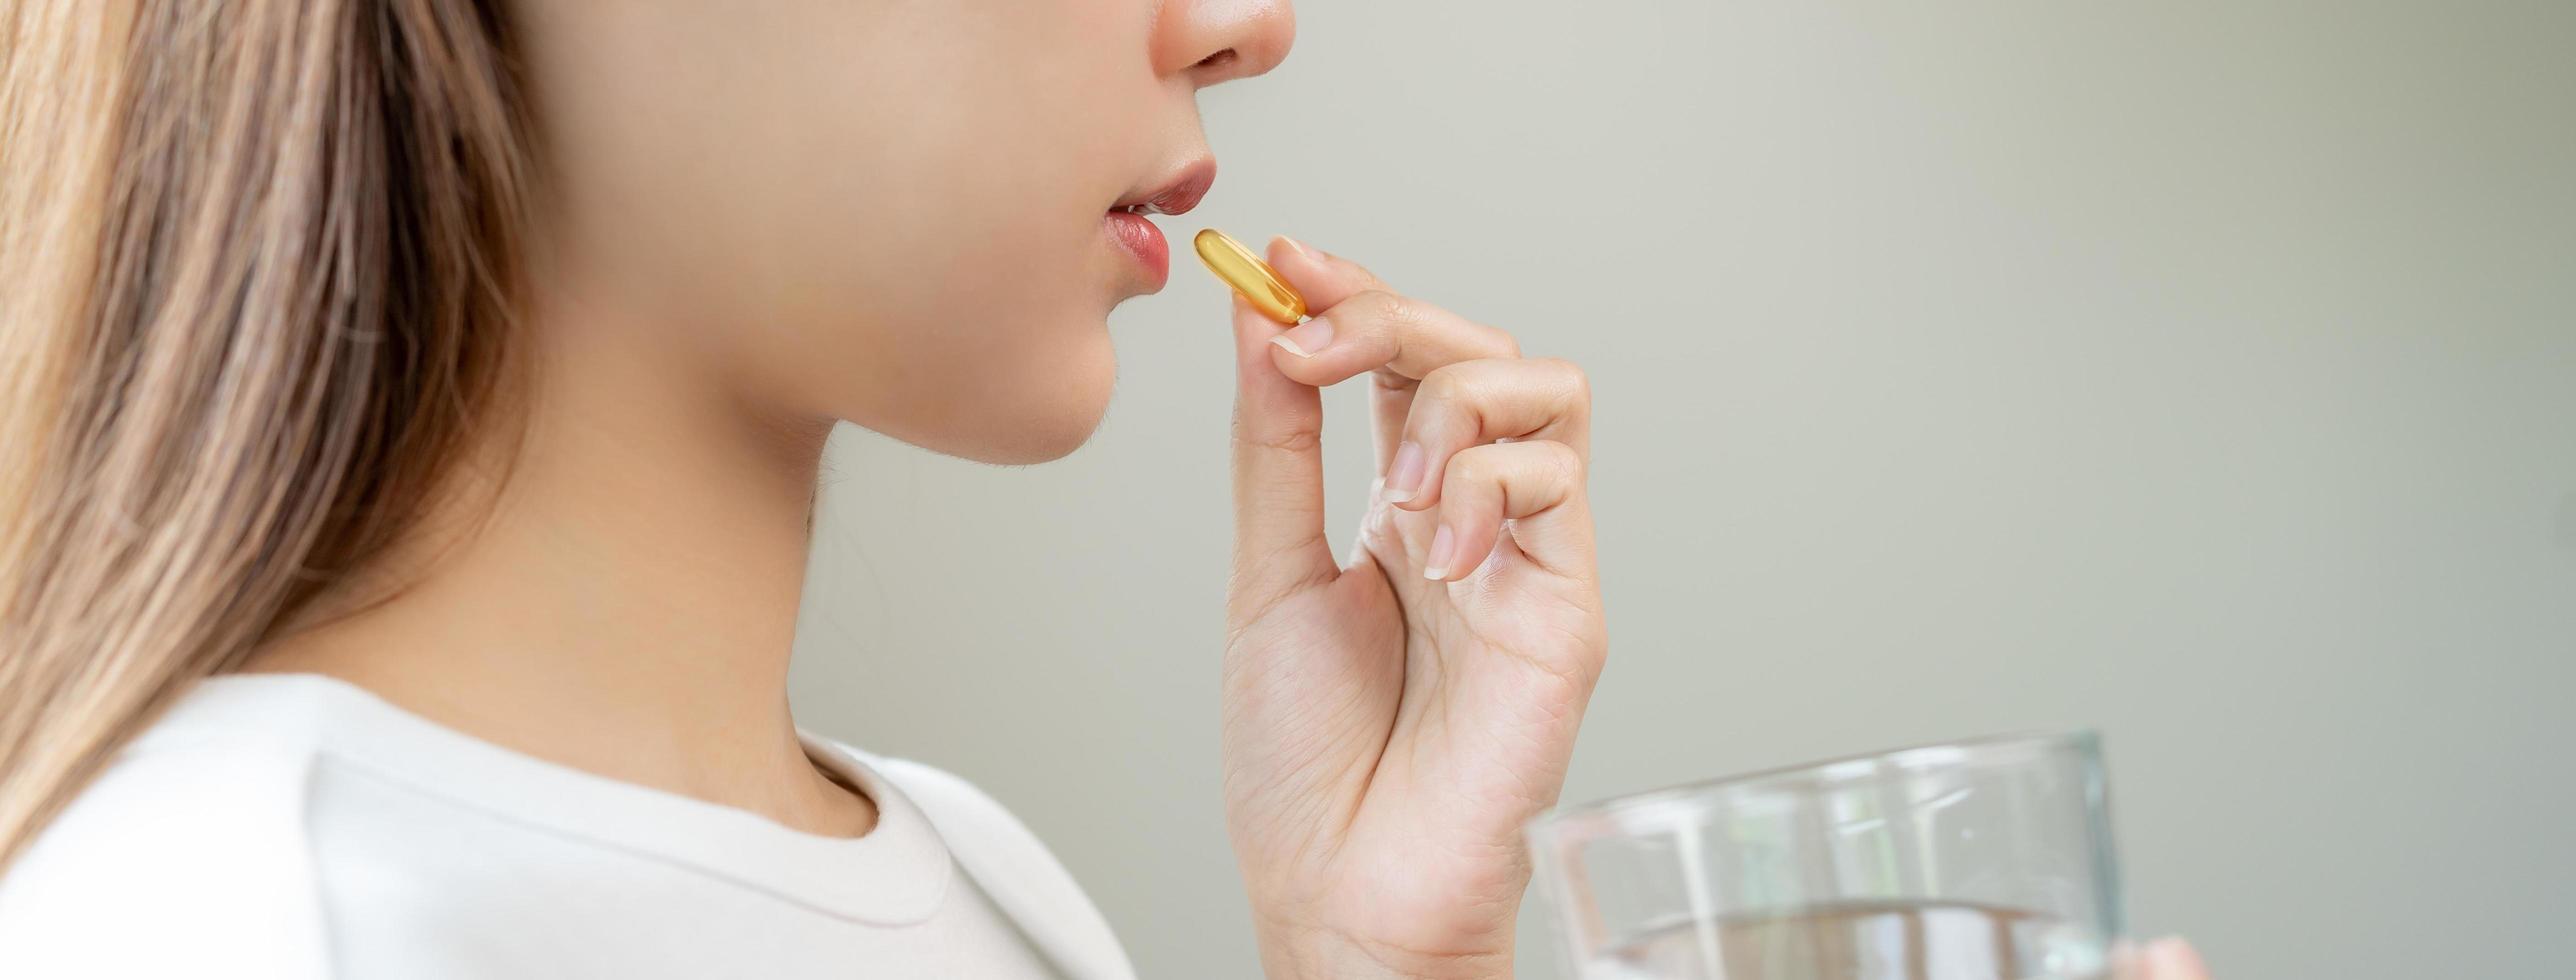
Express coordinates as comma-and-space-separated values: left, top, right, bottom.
514, 1, 1295, 462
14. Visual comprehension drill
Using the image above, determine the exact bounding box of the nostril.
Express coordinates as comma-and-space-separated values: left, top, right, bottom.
1194, 49, 1238, 71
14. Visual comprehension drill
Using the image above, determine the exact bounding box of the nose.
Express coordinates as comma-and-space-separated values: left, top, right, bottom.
1155, 0, 1296, 86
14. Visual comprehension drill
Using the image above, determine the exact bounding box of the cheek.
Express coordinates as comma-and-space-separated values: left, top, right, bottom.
757, 144, 1123, 462
526, 0, 1146, 459
771, 20, 1144, 459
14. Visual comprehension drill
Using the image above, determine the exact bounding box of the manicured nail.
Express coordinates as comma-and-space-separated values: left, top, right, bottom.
1422, 525, 1458, 580
1268, 316, 1333, 358
1382, 441, 1427, 502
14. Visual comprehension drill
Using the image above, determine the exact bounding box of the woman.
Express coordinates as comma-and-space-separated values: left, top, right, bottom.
0, 2, 2208, 977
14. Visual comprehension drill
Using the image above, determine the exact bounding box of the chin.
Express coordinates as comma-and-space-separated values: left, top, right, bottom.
969, 407, 1106, 464
947, 349, 1118, 466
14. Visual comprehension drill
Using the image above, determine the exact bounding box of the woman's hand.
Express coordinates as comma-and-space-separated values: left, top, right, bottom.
2129, 938, 2212, 980
1219, 236, 1606, 979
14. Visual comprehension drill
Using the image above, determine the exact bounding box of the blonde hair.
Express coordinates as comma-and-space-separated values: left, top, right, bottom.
0, 0, 535, 869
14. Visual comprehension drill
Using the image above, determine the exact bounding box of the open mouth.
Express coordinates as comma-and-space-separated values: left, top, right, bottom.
1113, 161, 1217, 218
1104, 160, 1217, 291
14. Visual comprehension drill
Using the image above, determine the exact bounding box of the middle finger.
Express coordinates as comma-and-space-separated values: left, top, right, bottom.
1381, 356, 1591, 510
1264, 288, 1521, 471
1265, 288, 1521, 387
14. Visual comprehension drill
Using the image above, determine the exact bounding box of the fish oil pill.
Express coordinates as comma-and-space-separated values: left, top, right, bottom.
1194, 228, 1308, 325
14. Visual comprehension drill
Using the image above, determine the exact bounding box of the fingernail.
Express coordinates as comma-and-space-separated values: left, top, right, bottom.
1382, 441, 1427, 502
1277, 235, 1318, 262
1268, 316, 1332, 358
1422, 524, 1457, 580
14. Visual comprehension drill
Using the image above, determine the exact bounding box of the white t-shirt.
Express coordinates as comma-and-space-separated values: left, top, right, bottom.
0, 673, 1138, 979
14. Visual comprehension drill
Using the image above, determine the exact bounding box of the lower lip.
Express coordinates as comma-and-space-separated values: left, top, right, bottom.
1104, 211, 1169, 291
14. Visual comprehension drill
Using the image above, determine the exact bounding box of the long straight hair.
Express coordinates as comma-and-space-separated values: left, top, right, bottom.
0, 0, 536, 870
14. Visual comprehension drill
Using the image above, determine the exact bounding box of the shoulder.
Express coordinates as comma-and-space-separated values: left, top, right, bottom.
860, 750, 1042, 845
822, 741, 1138, 980
832, 745, 1066, 893
0, 684, 334, 979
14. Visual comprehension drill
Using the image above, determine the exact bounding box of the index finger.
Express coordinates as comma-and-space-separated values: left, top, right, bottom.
1261, 236, 1520, 474
1264, 234, 1387, 311
1261, 246, 1520, 390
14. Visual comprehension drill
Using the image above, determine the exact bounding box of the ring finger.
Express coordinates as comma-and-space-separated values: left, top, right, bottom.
1383, 356, 1591, 512
1421, 439, 1589, 583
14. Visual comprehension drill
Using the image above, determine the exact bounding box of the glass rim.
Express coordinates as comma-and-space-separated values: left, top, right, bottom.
1528, 729, 2102, 838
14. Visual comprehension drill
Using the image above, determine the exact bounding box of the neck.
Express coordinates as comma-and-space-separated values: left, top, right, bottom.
245, 286, 867, 836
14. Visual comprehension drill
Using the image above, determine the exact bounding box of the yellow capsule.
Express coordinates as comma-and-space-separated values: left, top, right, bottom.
1193, 228, 1308, 325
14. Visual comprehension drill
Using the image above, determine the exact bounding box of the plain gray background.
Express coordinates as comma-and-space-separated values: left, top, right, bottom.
790, 2, 2575, 976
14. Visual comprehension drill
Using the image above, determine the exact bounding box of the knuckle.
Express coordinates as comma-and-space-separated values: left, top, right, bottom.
1446, 444, 1503, 486
1343, 289, 1411, 330
1418, 363, 1475, 405
1378, 294, 1436, 339
1537, 439, 1585, 481
1230, 425, 1321, 456
1540, 357, 1591, 404
1400, 369, 1475, 446
1531, 357, 1592, 431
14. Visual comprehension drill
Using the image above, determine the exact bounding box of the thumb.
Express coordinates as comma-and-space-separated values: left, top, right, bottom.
1228, 293, 1335, 622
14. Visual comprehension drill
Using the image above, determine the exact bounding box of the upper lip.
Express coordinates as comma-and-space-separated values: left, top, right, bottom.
1113, 159, 1217, 216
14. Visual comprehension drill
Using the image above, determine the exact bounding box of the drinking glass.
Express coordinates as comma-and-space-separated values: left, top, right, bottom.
1526, 732, 2123, 980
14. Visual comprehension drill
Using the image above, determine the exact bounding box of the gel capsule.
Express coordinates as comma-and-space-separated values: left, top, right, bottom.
1194, 228, 1308, 325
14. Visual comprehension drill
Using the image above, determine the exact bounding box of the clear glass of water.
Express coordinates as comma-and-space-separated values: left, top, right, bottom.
1526, 732, 2124, 980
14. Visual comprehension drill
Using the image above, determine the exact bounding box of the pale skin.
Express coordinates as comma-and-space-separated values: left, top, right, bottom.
243, 1, 2209, 976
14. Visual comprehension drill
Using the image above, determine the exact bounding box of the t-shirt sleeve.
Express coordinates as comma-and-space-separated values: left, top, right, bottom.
0, 738, 334, 979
